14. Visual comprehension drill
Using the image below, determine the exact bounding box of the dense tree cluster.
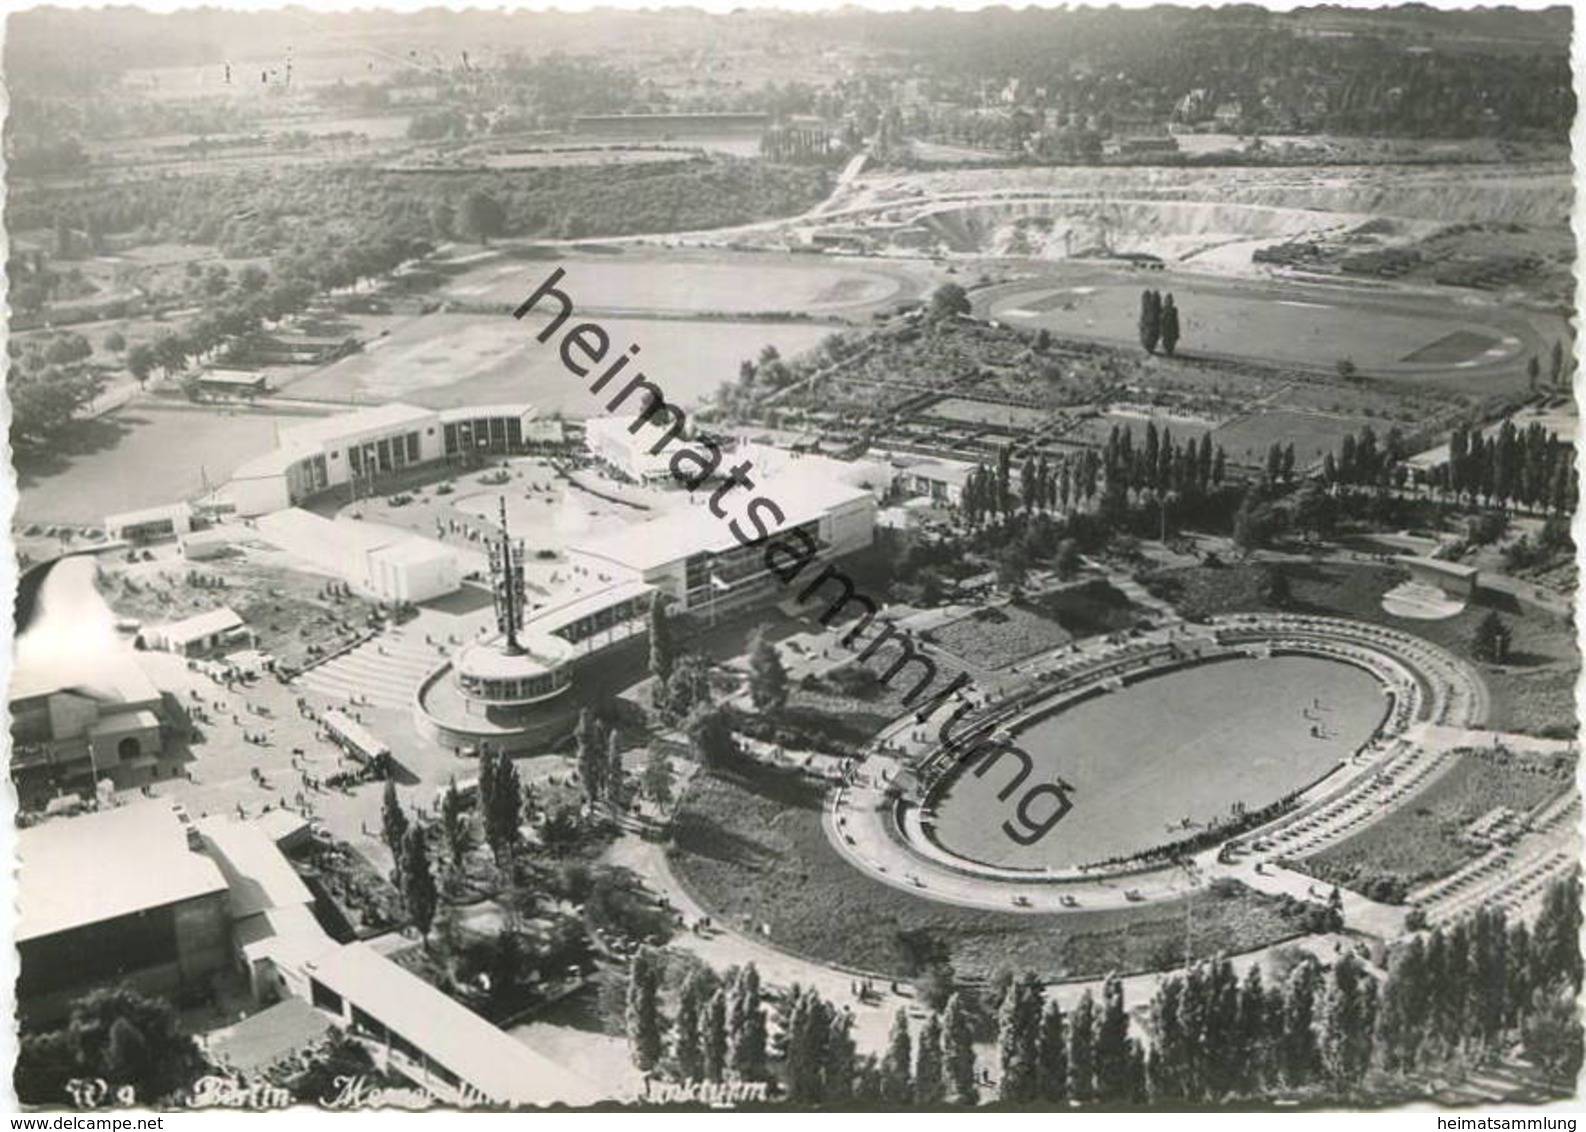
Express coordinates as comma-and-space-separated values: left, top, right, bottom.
1471, 609, 1514, 665
1137, 290, 1180, 356
747, 625, 790, 715
1435, 420, 1578, 515
854, 6, 1572, 144
15, 988, 208, 1105
574, 709, 625, 812
478, 746, 525, 865
632, 959, 772, 1086
7, 331, 105, 448
10, 160, 830, 259
1148, 884, 1581, 1101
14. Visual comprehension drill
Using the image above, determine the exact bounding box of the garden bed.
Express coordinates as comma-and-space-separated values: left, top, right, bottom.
923, 603, 1073, 669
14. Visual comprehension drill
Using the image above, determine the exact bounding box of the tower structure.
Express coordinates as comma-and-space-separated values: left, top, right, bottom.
487, 497, 526, 655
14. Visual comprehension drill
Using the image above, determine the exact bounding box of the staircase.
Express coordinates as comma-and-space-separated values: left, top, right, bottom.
293, 627, 448, 711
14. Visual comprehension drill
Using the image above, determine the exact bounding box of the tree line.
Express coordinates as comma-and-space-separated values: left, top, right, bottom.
624, 876, 1581, 1105
960, 426, 1231, 535
1434, 419, 1578, 516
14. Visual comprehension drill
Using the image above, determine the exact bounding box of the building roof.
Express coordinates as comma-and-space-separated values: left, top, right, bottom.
152, 607, 246, 647
197, 816, 316, 919
200, 370, 268, 387
569, 471, 873, 574
456, 635, 574, 680
438, 404, 536, 423
86, 708, 161, 737
525, 580, 656, 638
18, 803, 229, 942
368, 539, 455, 568
11, 648, 164, 706
277, 403, 436, 452
899, 458, 975, 486
105, 501, 192, 529
1398, 555, 1479, 579
302, 943, 604, 1107
323, 709, 391, 759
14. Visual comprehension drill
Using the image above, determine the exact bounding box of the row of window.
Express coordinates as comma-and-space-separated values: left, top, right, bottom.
457, 668, 570, 702
443, 417, 525, 456
348, 431, 423, 477
551, 594, 652, 646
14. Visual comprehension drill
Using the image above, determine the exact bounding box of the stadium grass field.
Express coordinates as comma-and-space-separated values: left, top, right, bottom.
438, 251, 910, 314
279, 310, 835, 414
929, 654, 1389, 872
981, 273, 1532, 385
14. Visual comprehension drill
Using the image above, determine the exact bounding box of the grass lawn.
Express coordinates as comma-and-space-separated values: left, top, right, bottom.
1211, 410, 1374, 471
669, 764, 1315, 980
1295, 747, 1577, 898
438, 250, 908, 315
15, 404, 299, 525
280, 311, 834, 414
987, 279, 1484, 371
926, 398, 1054, 429
1140, 560, 1578, 735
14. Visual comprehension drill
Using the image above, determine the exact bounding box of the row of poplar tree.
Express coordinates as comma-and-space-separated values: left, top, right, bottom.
625, 876, 1581, 1105
959, 425, 1232, 533
1440, 420, 1578, 516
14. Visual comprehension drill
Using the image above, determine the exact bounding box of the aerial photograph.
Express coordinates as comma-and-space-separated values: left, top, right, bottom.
4, 0, 1580, 1113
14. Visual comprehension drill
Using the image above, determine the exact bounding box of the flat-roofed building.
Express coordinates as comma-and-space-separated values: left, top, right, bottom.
195, 816, 321, 1003
254, 508, 462, 605
105, 502, 193, 543
10, 649, 177, 808
566, 469, 876, 618
227, 403, 543, 516
439, 404, 543, 457
894, 456, 975, 506
197, 369, 269, 398
144, 607, 253, 657
584, 413, 677, 482
18, 803, 231, 1024
304, 942, 603, 1107
1397, 555, 1480, 599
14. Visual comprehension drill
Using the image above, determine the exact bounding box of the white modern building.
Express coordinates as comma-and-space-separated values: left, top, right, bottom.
226, 403, 547, 516
254, 508, 462, 605
105, 502, 194, 543
144, 607, 254, 657
583, 413, 678, 482
565, 469, 877, 618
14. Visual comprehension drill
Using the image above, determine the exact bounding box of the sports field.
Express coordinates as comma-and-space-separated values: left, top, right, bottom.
988, 280, 1514, 371
15, 405, 301, 525
440, 253, 910, 315
929, 655, 1388, 872
280, 311, 834, 414
1210, 410, 1374, 470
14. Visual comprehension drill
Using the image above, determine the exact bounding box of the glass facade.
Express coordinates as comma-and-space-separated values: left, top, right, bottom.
549, 593, 651, 646
444, 416, 526, 456
457, 667, 570, 703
